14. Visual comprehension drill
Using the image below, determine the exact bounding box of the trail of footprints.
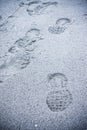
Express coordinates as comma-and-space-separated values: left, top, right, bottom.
46, 73, 73, 112
0, 0, 72, 84
0, 28, 43, 82
0, 0, 73, 112
48, 18, 71, 34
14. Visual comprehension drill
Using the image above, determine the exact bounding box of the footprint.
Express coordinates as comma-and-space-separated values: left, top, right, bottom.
46, 89, 73, 112
48, 18, 71, 34
27, 1, 58, 15
15, 28, 42, 49
8, 28, 42, 53
48, 73, 68, 88
14, 38, 36, 54
26, 1, 41, 15
0, 27, 43, 82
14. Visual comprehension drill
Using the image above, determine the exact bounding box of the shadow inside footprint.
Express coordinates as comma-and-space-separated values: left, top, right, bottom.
25, 28, 41, 37
48, 73, 68, 88
48, 25, 66, 34
48, 18, 71, 34
46, 89, 73, 112
56, 18, 71, 26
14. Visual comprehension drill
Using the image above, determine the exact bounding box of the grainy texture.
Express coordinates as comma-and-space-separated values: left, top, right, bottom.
0, 0, 87, 130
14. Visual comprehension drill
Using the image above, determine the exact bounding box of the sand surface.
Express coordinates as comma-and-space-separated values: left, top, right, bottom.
0, 0, 87, 129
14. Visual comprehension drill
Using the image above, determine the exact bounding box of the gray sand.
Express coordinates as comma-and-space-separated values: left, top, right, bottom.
0, 0, 87, 130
